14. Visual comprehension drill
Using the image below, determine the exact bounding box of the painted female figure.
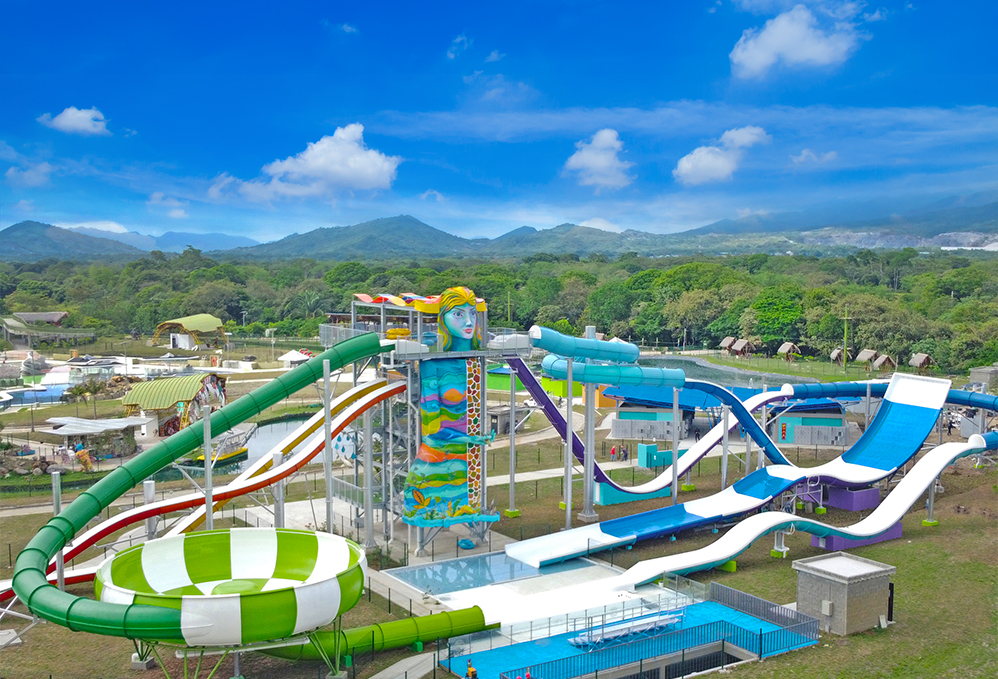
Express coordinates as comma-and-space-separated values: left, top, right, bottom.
403, 287, 498, 526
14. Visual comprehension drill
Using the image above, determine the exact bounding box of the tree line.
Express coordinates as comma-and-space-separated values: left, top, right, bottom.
1, 247, 995, 373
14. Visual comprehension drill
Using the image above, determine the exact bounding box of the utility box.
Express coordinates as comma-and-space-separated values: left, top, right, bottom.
792, 552, 896, 635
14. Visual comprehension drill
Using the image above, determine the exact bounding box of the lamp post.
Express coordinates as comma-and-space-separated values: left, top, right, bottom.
241, 311, 247, 327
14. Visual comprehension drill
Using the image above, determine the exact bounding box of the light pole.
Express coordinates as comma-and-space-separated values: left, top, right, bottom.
241, 311, 247, 326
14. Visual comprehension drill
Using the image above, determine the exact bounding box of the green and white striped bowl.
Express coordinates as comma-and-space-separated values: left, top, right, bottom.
94, 528, 367, 646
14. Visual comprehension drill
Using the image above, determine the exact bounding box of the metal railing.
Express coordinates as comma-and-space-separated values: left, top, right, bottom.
444, 589, 700, 659
495, 620, 760, 679
708, 582, 817, 632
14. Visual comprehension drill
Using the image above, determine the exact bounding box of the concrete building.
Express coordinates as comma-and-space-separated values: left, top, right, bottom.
792, 552, 896, 635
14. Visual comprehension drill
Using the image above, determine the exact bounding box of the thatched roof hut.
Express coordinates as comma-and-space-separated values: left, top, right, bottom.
909, 353, 933, 372
777, 342, 801, 362
856, 348, 879, 364
872, 355, 896, 372
719, 336, 736, 350
730, 339, 753, 357
830, 347, 853, 365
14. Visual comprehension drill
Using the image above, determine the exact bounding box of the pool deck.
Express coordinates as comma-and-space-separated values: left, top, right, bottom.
454, 601, 803, 679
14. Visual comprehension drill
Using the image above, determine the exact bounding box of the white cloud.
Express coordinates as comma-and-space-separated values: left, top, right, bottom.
447, 34, 471, 59
14, 199, 34, 212
37, 106, 112, 136
563, 129, 634, 192
461, 72, 536, 105
579, 217, 621, 232
419, 189, 445, 202
791, 148, 838, 164
168, 208, 189, 219
729, 5, 867, 79
0, 140, 18, 162
214, 124, 401, 203
863, 7, 886, 21
341, 23, 358, 33
207, 173, 236, 201
5, 162, 53, 187
147, 191, 186, 208
673, 125, 770, 186
485, 50, 505, 62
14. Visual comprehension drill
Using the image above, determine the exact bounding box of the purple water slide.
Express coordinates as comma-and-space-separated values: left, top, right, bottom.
506, 356, 617, 486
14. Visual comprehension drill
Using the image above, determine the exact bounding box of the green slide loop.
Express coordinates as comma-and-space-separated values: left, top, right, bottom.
12, 333, 385, 642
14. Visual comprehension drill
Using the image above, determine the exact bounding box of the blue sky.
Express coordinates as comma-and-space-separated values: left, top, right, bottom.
1, 0, 995, 241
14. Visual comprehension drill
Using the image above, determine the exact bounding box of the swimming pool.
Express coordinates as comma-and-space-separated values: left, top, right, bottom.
386, 552, 592, 595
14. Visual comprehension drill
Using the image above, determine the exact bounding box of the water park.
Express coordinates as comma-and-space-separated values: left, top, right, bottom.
2, 285, 997, 679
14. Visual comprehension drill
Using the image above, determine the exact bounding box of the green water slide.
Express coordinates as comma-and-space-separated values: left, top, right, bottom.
12, 333, 385, 641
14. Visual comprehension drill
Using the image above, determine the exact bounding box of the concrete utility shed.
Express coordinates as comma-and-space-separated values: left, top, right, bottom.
792, 552, 896, 635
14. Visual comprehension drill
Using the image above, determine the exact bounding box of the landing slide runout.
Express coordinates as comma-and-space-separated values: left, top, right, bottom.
506, 373, 951, 567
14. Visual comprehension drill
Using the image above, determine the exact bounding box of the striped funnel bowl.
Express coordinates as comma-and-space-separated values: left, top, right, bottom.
94, 528, 367, 646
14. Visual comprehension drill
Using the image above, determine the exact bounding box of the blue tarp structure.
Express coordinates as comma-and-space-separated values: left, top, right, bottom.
602, 384, 857, 414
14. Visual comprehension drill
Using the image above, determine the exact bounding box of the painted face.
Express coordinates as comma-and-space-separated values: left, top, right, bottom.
443, 304, 478, 341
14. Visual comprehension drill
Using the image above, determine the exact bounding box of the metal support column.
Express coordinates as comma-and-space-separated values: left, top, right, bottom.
923, 475, 939, 526
204, 412, 213, 530
507, 361, 519, 518
745, 425, 753, 479
671, 387, 679, 505
721, 405, 730, 489
144, 479, 156, 541
480, 355, 489, 513
323, 360, 334, 534
363, 409, 376, 548
272, 450, 284, 529
564, 358, 573, 530
579, 326, 598, 523
865, 382, 871, 431
51, 470, 64, 591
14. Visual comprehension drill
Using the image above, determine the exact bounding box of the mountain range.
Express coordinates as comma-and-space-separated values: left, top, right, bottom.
1, 192, 994, 262
68, 227, 258, 252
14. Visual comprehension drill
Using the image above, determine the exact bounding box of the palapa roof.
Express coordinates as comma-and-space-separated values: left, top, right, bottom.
123, 373, 213, 410
777, 342, 800, 355
872, 355, 896, 369
719, 336, 736, 349
731, 339, 752, 352
830, 348, 852, 362
856, 349, 879, 363
909, 353, 933, 368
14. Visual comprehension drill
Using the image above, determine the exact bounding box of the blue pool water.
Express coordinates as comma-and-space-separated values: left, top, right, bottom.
454, 601, 815, 679
386, 552, 591, 595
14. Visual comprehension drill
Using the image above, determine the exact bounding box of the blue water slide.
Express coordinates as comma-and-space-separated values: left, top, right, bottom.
539, 354, 685, 389
528, 325, 639, 363
683, 379, 792, 466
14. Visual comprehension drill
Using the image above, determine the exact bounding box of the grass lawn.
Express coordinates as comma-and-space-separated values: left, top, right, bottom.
0, 398, 126, 429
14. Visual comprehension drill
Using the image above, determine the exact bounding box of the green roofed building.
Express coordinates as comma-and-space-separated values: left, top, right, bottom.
123, 372, 227, 437
151, 314, 226, 350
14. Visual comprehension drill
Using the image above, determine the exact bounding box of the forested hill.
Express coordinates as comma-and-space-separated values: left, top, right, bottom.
0, 221, 145, 261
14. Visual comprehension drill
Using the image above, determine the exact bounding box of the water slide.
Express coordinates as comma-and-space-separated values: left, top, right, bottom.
506, 372, 954, 567
10, 333, 386, 639
1, 380, 403, 600
10, 333, 500, 664
614, 431, 998, 587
